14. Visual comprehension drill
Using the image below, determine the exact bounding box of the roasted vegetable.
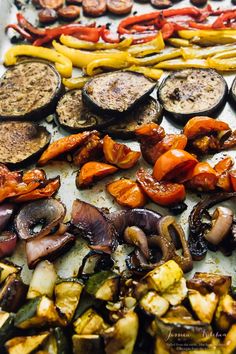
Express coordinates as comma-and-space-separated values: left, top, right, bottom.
223, 324, 236, 354
5, 332, 50, 354
73, 308, 108, 335
42, 327, 69, 354
77, 162, 118, 188
0, 121, 50, 167
140, 291, 169, 317
0, 311, 15, 347
27, 261, 57, 299
0, 274, 27, 312
187, 272, 231, 296
103, 311, 139, 354
215, 294, 236, 331
55, 279, 83, 322
56, 89, 117, 132
0, 61, 62, 121
158, 69, 228, 123
83, 71, 156, 115
71, 199, 118, 254
14, 296, 65, 329
86, 271, 119, 302
73, 132, 103, 167
188, 289, 219, 323
0, 260, 21, 284
15, 198, 66, 240
107, 179, 146, 208
72, 334, 104, 354
0, 203, 15, 233
162, 277, 188, 306
230, 76, 236, 108
0, 231, 17, 259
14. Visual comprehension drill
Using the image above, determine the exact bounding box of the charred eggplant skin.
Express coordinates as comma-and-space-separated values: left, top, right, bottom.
82, 71, 156, 116
158, 69, 228, 124
0, 60, 63, 121
229, 77, 236, 109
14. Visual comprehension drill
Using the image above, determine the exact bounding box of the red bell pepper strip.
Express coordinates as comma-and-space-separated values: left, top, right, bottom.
16, 13, 46, 36
163, 7, 202, 18
188, 21, 213, 30
131, 33, 159, 44
100, 26, 120, 43
131, 24, 156, 32
211, 7, 236, 16
5, 24, 34, 41
161, 22, 175, 39
212, 11, 236, 29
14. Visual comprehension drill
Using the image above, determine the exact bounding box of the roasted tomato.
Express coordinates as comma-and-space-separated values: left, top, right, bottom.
187, 162, 218, 191
135, 123, 165, 144
153, 149, 198, 183
191, 135, 221, 155
77, 161, 118, 188
107, 178, 146, 208
13, 177, 60, 202
38, 131, 92, 166
136, 168, 186, 206
217, 172, 232, 192
73, 132, 103, 167
214, 157, 234, 176
221, 131, 236, 150
22, 168, 46, 184
183, 116, 230, 140
229, 170, 236, 192
103, 135, 141, 169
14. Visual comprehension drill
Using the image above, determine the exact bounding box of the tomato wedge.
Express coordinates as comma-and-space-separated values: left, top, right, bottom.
107, 178, 146, 208
183, 116, 230, 140
214, 157, 234, 176
135, 123, 165, 144
22, 169, 46, 184
188, 162, 218, 191
153, 149, 198, 182
77, 161, 118, 187
217, 171, 232, 192
136, 168, 186, 206
103, 135, 141, 169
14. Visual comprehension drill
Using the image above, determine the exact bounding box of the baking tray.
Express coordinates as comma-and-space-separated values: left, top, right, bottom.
0, 0, 236, 284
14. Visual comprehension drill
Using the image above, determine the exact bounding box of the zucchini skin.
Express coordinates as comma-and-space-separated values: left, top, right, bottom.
229, 77, 236, 109
82, 71, 157, 116
0, 60, 64, 122
158, 69, 228, 125
0, 313, 15, 348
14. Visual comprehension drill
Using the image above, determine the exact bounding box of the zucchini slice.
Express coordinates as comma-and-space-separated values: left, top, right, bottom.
0, 311, 15, 347
0, 260, 21, 284
86, 271, 120, 301
0, 60, 62, 121
42, 327, 70, 354
83, 71, 156, 115
73, 308, 108, 335
187, 272, 231, 296
5, 332, 50, 354
27, 261, 57, 300
215, 294, 236, 331
72, 334, 104, 354
56, 89, 116, 132
188, 289, 219, 324
14, 296, 66, 329
158, 69, 228, 124
105, 97, 163, 139
0, 274, 27, 312
139, 291, 169, 317
230, 76, 236, 108
0, 121, 51, 167
55, 279, 83, 322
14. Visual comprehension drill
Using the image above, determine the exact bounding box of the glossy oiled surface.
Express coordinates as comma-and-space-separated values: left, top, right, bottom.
0, 0, 235, 283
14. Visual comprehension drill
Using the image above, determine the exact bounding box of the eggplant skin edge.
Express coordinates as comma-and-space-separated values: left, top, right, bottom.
0, 60, 64, 122
82, 71, 157, 116
229, 77, 236, 109
158, 69, 228, 125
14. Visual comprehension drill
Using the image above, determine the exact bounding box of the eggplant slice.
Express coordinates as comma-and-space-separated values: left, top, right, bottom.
56, 89, 116, 132
158, 69, 228, 123
0, 60, 63, 121
230, 76, 236, 108
82, 71, 156, 115
0, 121, 51, 166
105, 97, 163, 139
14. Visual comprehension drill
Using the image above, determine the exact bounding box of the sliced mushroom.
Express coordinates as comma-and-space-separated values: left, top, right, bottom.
204, 207, 234, 245
15, 199, 66, 240
124, 226, 150, 260
0, 203, 15, 232
71, 199, 118, 254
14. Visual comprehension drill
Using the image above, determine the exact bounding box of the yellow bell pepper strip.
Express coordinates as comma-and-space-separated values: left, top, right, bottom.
60, 34, 133, 50
207, 50, 236, 71
155, 58, 209, 70
53, 40, 131, 68
178, 29, 236, 44
181, 43, 236, 60
63, 76, 90, 89
167, 38, 191, 47
129, 48, 182, 66
126, 66, 163, 80
4, 45, 72, 78
86, 58, 129, 76
127, 32, 165, 57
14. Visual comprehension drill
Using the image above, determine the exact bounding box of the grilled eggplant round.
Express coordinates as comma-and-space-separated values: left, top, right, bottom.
230, 77, 236, 108
0, 121, 51, 167
105, 97, 162, 139
0, 60, 63, 121
158, 69, 228, 124
82, 71, 156, 115
56, 89, 116, 132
